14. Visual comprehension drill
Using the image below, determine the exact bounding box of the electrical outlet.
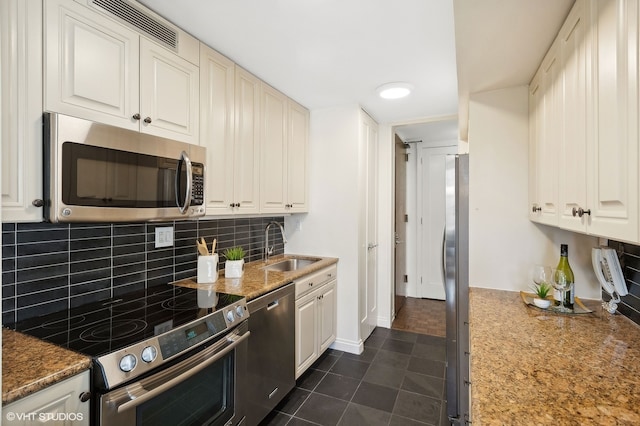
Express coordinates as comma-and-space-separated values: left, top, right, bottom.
155, 226, 174, 248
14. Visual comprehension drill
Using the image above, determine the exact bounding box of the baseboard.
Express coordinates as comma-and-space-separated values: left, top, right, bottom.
330, 337, 363, 355
377, 314, 392, 329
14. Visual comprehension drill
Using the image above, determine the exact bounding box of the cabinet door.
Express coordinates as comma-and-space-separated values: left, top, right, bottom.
1, 0, 43, 222
287, 100, 309, 213
3, 372, 90, 425
139, 37, 199, 144
200, 44, 235, 214
558, 0, 589, 232
318, 280, 337, 353
588, 0, 639, 242
260, 84, 288, 213
234, 66, 261, 214
529, 71, 542, 222
295, 292, 318, 378
537, 42, 561, 226
44, 0, 139, 130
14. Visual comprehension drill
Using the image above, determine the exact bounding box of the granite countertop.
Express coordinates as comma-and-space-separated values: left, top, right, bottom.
470, 288, 640, 425
172, 254, 339, 300
2, 328, 92, 405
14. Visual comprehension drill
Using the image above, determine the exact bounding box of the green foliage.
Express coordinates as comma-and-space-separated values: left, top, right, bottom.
531, 282, 552, 299
224, 246, 245, 261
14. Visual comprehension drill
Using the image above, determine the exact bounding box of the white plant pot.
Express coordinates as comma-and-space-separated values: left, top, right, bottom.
533, 298, 551, 309
225, 259, 245, 278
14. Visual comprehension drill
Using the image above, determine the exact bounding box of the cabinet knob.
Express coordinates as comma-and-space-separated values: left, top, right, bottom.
572, 207, 591, 217
132, 113, 141, 120
79, 391, 91, 402
143, 117, 152, 124
32, 199, 44, 207
532, 205, 541, 213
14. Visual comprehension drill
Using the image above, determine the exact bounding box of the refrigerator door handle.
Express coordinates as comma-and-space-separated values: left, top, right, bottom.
441, 226, 446, 291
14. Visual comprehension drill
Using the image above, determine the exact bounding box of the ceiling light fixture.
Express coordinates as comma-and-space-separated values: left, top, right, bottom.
376, 82, 414, 99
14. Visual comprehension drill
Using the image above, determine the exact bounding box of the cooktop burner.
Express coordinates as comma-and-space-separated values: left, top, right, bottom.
13, 286, 244, 358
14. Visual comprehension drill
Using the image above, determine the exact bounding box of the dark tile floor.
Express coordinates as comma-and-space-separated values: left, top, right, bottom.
260, 327, 449, 426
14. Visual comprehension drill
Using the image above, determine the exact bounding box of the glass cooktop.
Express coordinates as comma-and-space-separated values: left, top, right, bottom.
13, 286, 244, 358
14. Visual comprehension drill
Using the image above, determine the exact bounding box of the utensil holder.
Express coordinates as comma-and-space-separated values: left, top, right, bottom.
197, 254, 219, 283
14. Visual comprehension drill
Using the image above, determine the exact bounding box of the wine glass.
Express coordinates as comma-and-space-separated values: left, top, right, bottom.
531, 265, 552, 289
551, 268, 573, 313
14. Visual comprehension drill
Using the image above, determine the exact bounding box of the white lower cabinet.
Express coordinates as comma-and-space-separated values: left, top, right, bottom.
295, 265, 337, 379
2, 371, 90, 426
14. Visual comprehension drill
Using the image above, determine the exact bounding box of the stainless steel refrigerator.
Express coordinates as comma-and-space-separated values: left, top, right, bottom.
443, 154, 471, 425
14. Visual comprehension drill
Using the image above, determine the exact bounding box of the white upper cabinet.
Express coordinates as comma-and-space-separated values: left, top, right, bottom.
233, 66, 261, 214
139, 37, 199, 143
200, 43, 236, 214
558, 0, 589, 232
587, 0, 639, 242
286, 100, 310, 213
260, 84, 309, 214
1, 0, 44, 222
529, 40, 561, 226
529, 72, 542, 222
529, 0, 639, 243
44, 0, 199, 144
260, 84, 288, 213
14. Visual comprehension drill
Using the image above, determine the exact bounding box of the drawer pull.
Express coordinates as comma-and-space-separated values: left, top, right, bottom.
268, 387, 279, 399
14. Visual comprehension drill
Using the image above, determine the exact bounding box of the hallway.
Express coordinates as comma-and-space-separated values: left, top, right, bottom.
391, 297, 446, 337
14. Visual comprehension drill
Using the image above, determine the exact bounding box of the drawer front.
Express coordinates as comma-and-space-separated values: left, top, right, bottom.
295, 264, 337, 299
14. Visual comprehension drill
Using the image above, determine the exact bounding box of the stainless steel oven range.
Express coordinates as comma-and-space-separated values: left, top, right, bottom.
14, 286, 249, 426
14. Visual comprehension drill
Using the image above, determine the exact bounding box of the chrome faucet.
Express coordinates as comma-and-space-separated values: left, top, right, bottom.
264, 221, 287, 261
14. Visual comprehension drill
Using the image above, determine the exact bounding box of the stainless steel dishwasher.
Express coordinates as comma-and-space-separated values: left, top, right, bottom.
245, 282, 295, 425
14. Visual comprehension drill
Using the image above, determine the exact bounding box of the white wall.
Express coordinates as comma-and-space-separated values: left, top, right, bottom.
468, 86, 601, 299
284, 104, 363, 353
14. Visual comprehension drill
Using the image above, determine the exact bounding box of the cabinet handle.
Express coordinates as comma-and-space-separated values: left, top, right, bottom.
32, 199, 44, 207
308, 282, 313, 287
532, 205, 541, 213
143, 117, 152, 124
79, 391, 91, 403
132, 113, 141, 120
572, 207, 591, 218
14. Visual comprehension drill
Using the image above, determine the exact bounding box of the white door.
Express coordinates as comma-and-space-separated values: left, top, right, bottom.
418, 145, 456, 300
359, 111, 378, 341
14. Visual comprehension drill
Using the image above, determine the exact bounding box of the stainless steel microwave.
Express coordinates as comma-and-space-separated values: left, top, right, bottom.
44, 112, 206, 223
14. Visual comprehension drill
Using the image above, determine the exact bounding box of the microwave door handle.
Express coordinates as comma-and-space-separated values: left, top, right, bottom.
176, 151, 193, 214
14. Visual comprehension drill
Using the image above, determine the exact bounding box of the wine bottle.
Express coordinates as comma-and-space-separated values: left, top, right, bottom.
555, 244, 575, 309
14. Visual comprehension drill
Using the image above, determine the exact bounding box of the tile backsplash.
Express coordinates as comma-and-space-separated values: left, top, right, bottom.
606, 240, 640, 326
2, 217, 285, 325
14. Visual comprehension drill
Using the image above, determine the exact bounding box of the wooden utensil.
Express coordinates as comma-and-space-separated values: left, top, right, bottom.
196, 239, 209, 256
211, 238, 217, 255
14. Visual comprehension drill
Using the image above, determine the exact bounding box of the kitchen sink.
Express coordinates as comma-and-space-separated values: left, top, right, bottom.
263, 257, 320, 272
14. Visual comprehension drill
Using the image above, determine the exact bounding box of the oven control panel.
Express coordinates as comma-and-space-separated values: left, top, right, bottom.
95, 298, 248, 390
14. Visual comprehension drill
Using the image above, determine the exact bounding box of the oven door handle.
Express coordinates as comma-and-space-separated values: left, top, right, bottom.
115, 330, 250, 414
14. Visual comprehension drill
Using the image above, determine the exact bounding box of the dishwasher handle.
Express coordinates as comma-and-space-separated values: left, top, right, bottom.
267, 300, 279, 310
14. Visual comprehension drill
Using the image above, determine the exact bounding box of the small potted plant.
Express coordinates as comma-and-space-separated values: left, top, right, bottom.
224, 246, 245, 278
531, 282, 552, 309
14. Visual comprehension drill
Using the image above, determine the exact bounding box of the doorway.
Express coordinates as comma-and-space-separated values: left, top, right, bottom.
391, 119, 458, 327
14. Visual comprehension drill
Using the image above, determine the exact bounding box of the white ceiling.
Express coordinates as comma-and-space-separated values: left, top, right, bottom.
137, 0, 574, 143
